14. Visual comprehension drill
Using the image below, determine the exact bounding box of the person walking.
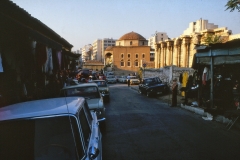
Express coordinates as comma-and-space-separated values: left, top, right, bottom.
127, 74, 131, 87
170, 78, 178, 107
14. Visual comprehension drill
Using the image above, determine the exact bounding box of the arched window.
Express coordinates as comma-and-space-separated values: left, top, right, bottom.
142, 54, 145, 58
130, 41, 132, 45
120, 59, 124, 67
127, 59, 131, 67
121, 54, 124, 58
128, 54, 130, 58
136, 54, 138, 58
135, 60, 138, 67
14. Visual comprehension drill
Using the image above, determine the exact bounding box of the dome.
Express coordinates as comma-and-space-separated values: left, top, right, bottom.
118, 31, 146, 41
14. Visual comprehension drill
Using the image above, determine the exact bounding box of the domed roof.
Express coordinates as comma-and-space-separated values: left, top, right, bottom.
118, 31, 146, 41
105, 46, 113, 51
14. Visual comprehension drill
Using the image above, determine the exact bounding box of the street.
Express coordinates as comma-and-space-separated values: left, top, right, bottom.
102, 83, 240, 160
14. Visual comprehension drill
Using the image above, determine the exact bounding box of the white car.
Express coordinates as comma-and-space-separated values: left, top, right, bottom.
129, 76, 140, 85
118, 76, 127, 83
0, 97, 102, 160
106, 75, 117, 84
60, 83, 106, 122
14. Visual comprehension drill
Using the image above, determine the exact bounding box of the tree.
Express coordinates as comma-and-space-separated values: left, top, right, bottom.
201, 34, 223, 45
225, 0, 240, 12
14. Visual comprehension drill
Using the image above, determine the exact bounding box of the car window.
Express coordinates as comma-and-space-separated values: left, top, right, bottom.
78, 106, 91, 149
95, 81, 107, 87
130, 76, 137, 79
62, 86, 100, 99
107, 76, 115, 78
0, 116, 82, 160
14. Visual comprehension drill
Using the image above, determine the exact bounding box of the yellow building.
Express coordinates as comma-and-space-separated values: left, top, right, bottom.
104, 31, 152, 74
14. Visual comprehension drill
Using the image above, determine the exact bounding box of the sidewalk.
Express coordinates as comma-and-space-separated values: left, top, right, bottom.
130, 85, 234, 126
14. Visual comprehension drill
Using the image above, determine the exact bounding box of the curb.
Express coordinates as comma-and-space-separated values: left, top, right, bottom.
131, 86, 233, 126
180, 104, 206, 116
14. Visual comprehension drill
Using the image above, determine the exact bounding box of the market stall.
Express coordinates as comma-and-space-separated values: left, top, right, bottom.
193, 39, 240, 114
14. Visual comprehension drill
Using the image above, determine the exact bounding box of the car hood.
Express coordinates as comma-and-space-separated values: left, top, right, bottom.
86, 98, 103, 109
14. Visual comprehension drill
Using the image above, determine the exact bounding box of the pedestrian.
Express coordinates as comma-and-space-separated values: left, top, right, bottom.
170, 78, 178, 107
127, 74, 131, 87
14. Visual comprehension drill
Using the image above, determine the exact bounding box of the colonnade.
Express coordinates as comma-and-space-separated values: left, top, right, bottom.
154, 35, 200, 68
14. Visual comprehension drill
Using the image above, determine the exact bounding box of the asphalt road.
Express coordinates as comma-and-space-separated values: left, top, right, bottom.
102, 83, 240, 160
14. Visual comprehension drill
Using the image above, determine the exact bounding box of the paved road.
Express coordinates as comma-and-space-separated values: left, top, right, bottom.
102, 83, 240, 160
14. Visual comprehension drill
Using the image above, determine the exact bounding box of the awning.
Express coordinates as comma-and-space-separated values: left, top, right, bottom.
192, 39, 240, 68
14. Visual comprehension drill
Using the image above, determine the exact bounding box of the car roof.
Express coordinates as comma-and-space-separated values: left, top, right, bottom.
62, 83, 98, 90
0, 97, 85, 121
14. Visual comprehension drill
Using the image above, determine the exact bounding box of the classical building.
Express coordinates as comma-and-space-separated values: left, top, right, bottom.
154, 19, 233, 68
104, 31, 152, 74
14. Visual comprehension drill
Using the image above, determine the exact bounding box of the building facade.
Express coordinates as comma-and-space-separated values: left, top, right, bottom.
148, 32, 169, 62
104, 31, 152, 74
92, 39, 102, 61
102, 38, 116, 63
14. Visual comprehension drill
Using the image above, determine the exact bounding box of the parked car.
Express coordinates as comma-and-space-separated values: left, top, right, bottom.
93, 80, 110, 102
129, 76, 140, 85
106, 75, 117, 84
60, 83, 106, 123
105, 71, 114, 77
115, 75, 121, 83
118, 76, 127, 83
0, 97, 102, 160
138, 77, 169, 97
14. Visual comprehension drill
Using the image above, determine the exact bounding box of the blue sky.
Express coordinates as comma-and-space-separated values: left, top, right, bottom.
12, 0, 240, 51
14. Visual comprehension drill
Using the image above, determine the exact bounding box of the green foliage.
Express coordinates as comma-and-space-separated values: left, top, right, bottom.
225, 0, 240, 12
202, 34, 223, 45
138, 67, 143, 79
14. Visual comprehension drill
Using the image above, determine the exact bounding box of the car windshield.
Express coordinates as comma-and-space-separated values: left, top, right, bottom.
94, 81, 107, 87
130, 76, 137, 79
61, 86, 100, 99
107, 76, 115, 78
0, 116, 82, 160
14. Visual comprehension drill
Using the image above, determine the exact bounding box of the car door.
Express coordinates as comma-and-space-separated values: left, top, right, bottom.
78, 102, 102, 160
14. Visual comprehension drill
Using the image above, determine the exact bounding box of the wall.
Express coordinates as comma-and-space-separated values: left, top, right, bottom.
143, 66, 194, 84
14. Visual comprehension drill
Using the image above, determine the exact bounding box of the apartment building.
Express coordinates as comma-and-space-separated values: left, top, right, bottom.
183, 18, 218, 36
148, 32, 168, 61
92, 39, 102, 61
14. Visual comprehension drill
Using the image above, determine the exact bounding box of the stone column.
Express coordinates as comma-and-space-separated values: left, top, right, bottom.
181, 36, 191, 67
154, 43, 159, 68
166, 40, 174, 66
160, 42, 167, 67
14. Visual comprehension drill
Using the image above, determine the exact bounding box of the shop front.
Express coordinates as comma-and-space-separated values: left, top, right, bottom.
193, 39, 240, 115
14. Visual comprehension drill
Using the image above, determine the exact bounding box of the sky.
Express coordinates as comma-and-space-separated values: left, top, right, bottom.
11, 0, 240, 51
